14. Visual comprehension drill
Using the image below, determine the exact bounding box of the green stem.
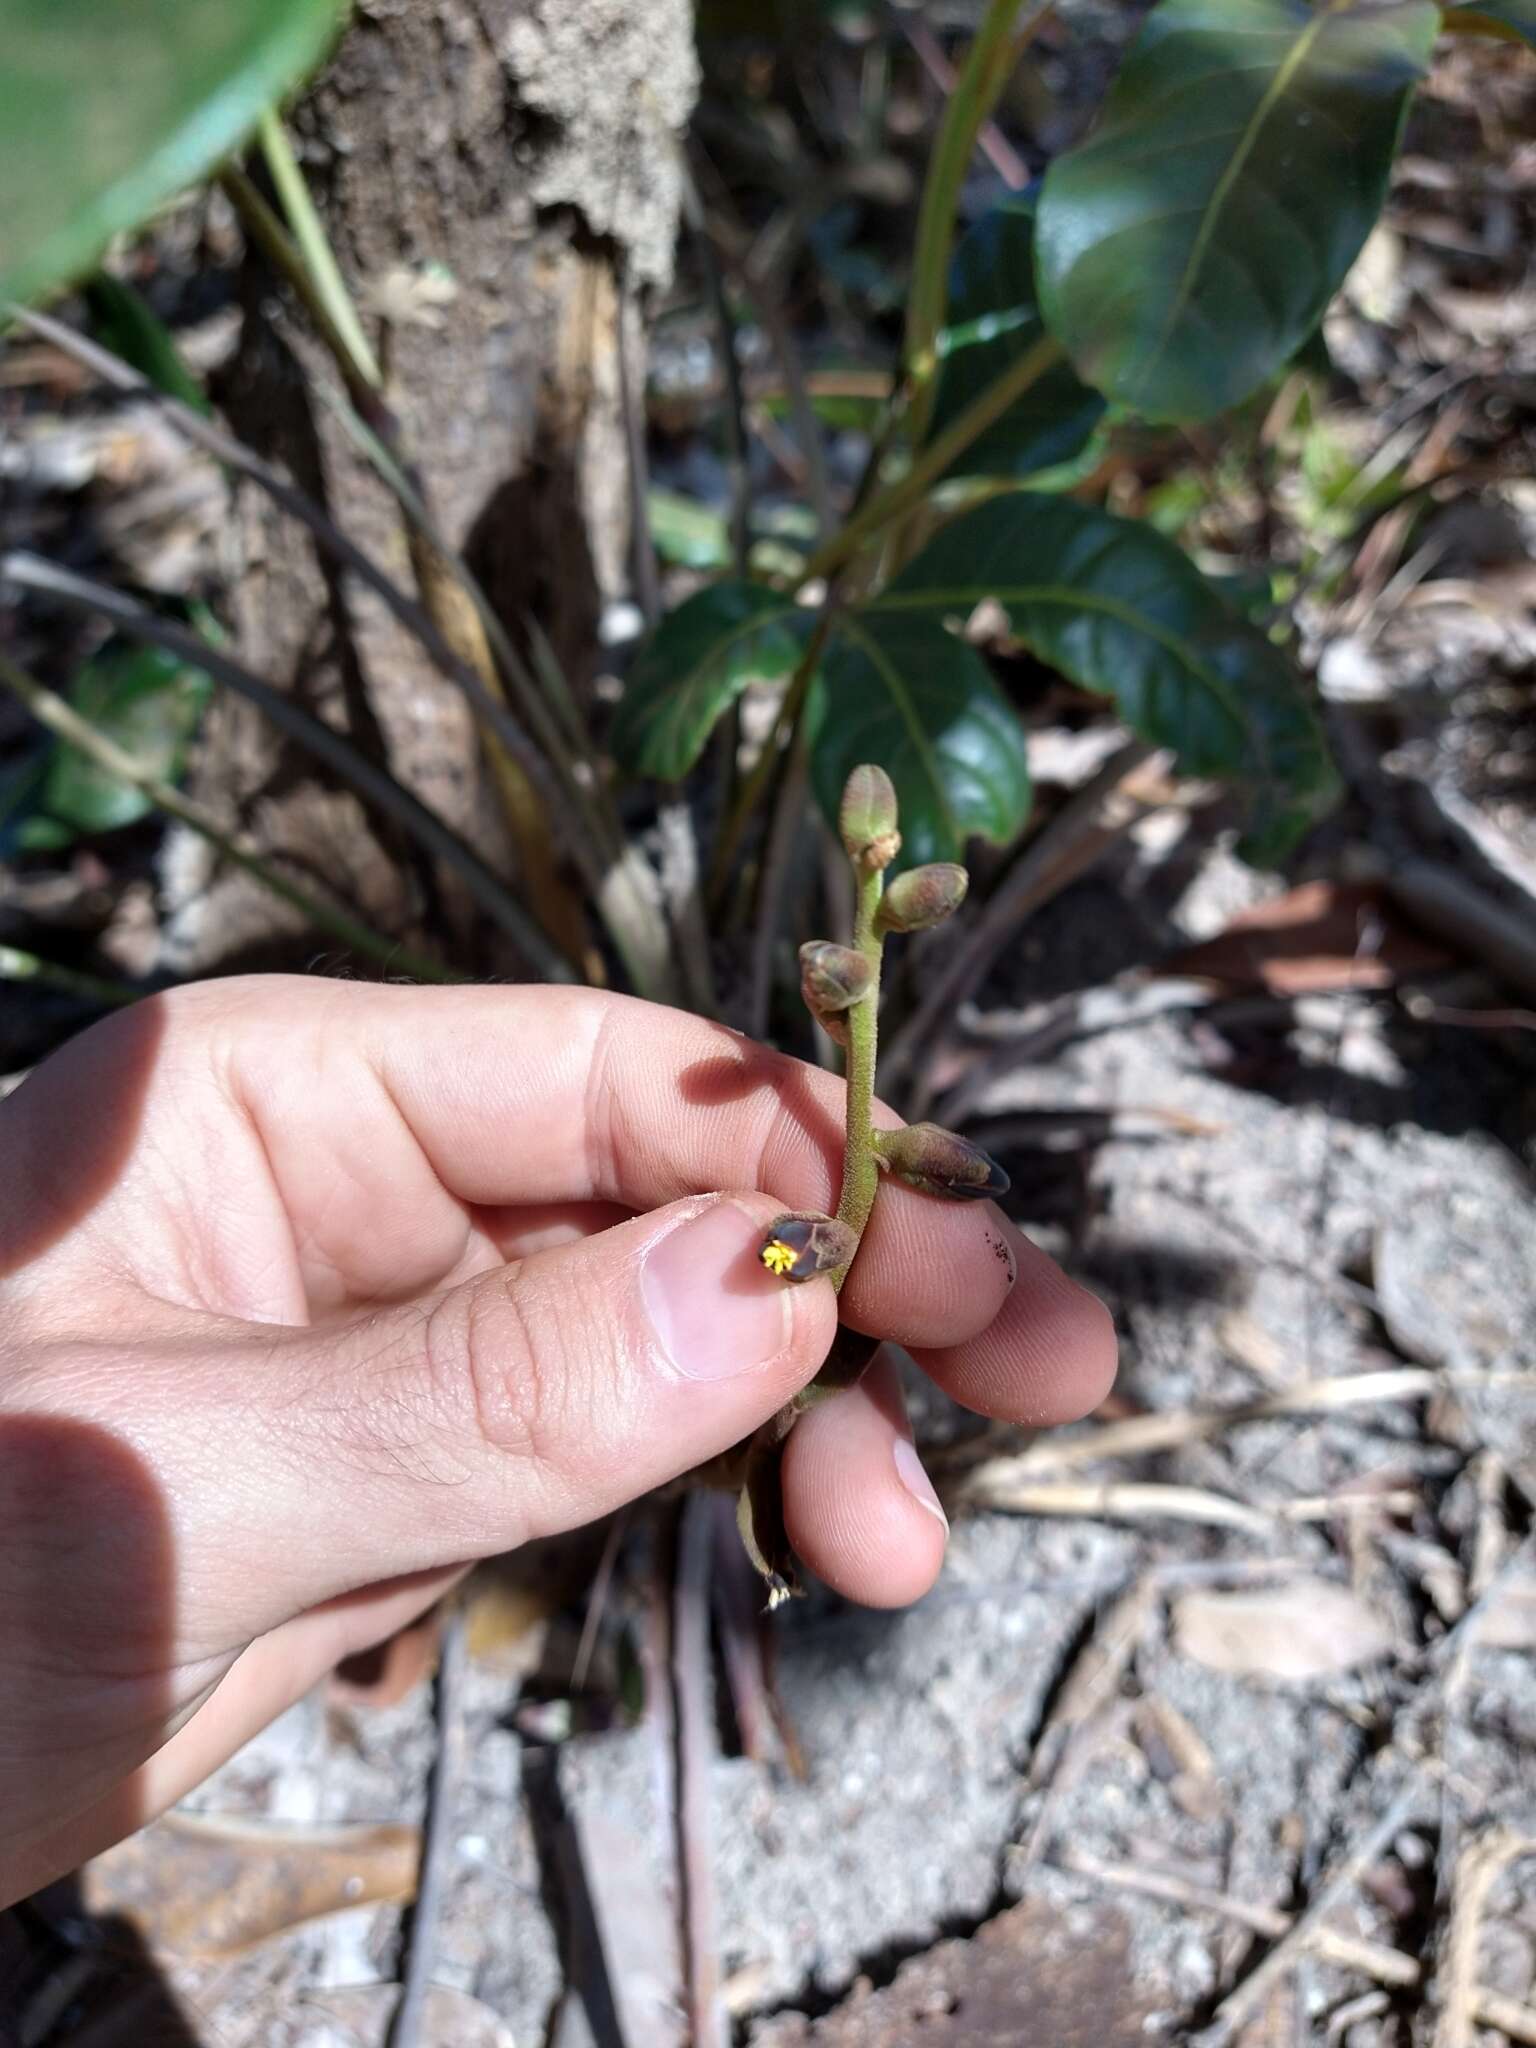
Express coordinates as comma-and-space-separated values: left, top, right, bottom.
797, 332, 1066, 590
256, 109, 381, 391
0, 944, 140, 1009
903, 0, 1048, 450
0, 653, 464, 987
831, 861, 886, 1284
218, 162, 380, 418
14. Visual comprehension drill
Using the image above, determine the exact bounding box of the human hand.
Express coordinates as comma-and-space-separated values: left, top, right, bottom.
0, 978, 1114, 1904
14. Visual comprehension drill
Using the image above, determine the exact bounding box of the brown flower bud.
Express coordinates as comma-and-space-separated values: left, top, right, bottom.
875, 862, 968, 935
839, 764, 901, 872
873, 1123, 1010, 1201
799, 940, 873, 1013
758, 1211, 860, 1282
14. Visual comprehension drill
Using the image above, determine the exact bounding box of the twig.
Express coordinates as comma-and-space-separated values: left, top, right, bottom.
946, 1367, 1442, 1485
955, 1476, 1417, 1535
897, 11, 1030, 188
1067, 1845, 1536, 2044
1015, 1580, 1150, 1866
0, 944, 140, 1009
1438, 1829, 1536, 2048
385, 1603, 467, 2048
2, 556, 559, 976
1055, 1849, 1420, 1986
673, 1494, 727, 2048
882, 739, 1158, 1093
1199, 1781, 1429, 2046
0, 652, 461, 986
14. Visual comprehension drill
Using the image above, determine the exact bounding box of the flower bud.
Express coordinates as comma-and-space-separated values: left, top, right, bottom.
799, 940, 872, 1013
875, 862, 968, 935
839, 764, 901, 872
873, 1122, 1010, 1201
758, 1211, 860, 1282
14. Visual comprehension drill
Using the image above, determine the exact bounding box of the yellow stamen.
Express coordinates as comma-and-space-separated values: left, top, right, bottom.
760, 1239, 799, 1277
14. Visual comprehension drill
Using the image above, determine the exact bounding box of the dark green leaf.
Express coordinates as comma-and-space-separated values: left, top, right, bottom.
28, 642, 211, 843
1, 0, 349, 307
930, 196, 1105, 478
84, 274, 208, 414
1035, 0, 1439, 422
808, 612, 1031, 867
611, 582, 806, 781
862, 494, 1337, 857
1441, 2, 1536, 43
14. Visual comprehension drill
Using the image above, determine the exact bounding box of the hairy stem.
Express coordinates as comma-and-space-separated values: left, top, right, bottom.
831, 861, 886, 1282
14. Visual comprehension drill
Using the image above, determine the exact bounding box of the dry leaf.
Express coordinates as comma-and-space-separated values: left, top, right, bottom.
81, 1812, 418, 1957
1172, 1579, 1393, 1683
1165, 880, 1448, 997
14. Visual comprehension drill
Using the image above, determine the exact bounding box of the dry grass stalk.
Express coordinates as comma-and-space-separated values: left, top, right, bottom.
955, 1476, 1417, 1534
1436, 1828, 1536, 2048
1060, 1847, 1536, 2043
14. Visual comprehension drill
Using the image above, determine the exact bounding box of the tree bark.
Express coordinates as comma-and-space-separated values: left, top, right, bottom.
158, 0, 696, 978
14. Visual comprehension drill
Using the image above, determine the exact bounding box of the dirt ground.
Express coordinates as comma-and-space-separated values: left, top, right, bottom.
4, 10, 1536, 2048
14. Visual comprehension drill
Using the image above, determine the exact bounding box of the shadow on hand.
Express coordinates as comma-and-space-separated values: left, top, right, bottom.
1, 1415, 177, 1913
0, 996, 167, 1279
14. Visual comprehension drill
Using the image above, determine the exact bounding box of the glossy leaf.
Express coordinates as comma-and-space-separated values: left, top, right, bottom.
1441, 1, 1536, 42
23, 642, 211, 846
929, 197, 1104, 478
610, 582, 806, 781
807, 612, 1032, 868
1, 0, 349, 307
862, 495, 1336, 856
1036, 0, 1439, 421
84, 274, 208, 414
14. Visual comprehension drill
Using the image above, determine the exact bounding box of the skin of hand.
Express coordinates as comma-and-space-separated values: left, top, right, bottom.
0, 977, 1115, 1907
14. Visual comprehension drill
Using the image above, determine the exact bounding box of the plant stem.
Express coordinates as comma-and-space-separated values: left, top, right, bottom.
218, 163, 380, 418
831, 861, 887, 1282
0, 652, 463, 986
0, 944, 140, 1009
903, 0, 1050, 449
706, 610, 832, 909
797, 331, 1065, 589
256, 110, 381, 392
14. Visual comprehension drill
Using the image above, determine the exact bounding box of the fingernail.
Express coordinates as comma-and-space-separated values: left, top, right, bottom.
642, 1199, 795, 1382
893, 1439, 949, 1534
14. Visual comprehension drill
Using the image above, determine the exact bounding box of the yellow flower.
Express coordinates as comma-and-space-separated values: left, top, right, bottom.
760, 1238, 799, 1277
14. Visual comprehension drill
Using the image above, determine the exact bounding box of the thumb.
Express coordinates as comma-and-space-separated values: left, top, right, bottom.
208, 1193, 836, 1628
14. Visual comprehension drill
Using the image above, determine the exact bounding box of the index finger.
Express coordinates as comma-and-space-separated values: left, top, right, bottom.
222, 979, 1019, 1352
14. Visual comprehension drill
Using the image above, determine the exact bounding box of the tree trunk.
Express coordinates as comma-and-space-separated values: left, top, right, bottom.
157, 0, 696, 978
